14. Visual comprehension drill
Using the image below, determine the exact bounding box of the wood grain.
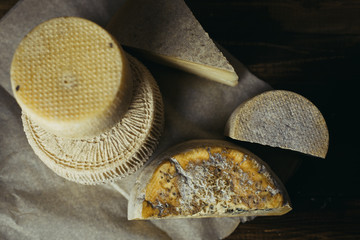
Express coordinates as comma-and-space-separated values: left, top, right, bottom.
227, 197, 360, 240
1, 0, 359, 239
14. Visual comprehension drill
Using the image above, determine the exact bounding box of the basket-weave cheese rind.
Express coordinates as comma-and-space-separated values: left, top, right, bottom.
11, 17, 133, 138
128, 140, 291, 220
11, 17, 164, 184
108, 0, 238, 86
225, 90, 329, 158
22, 55, 164, 184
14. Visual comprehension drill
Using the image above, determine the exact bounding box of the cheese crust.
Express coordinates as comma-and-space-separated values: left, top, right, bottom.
22, 55, 164, 184
225, 90, 329, 158
108, 0, 238, 86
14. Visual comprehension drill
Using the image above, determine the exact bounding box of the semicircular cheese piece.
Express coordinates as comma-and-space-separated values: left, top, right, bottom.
11, 17, 133, 139
225, 90, 329, 158
22, 55, 164, 184
128, 140, 291, 220
108, 0, 238, 86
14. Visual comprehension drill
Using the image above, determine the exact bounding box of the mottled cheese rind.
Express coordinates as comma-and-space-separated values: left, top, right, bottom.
225, 90, 329, 158
108, 0, 238, 86
128, 140, 291, 220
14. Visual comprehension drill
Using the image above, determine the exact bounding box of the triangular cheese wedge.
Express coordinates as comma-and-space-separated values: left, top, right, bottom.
128, 140, 291, 220
225, 90, 329, 158
108, 0, 238, 86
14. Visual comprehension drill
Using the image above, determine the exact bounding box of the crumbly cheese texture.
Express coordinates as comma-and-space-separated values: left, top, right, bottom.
225, 90, 329, 158
130, 141, 291, 219
108, 0, 238, 86
11, 17, 133, 138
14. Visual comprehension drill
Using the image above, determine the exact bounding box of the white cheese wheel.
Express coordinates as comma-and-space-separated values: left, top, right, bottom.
225, 90, 329, 158
22, 55, 164, 184
128, 140, 291, 220
11, 17, 133, 138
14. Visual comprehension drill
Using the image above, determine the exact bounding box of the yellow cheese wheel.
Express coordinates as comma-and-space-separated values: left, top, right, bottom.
22, 55, 164, 184
11, 17, 164, 184
11, 17, 133, 138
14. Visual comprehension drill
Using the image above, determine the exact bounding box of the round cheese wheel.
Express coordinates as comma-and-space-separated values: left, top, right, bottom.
11, 17, 133, 138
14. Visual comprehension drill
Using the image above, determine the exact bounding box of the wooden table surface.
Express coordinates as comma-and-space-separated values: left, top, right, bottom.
1, 0, 359, 239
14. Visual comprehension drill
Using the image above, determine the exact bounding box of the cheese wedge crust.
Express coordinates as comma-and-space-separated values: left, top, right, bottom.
108, 0, 238, 86
225, 90, 329, 158
128, 140, 291, 220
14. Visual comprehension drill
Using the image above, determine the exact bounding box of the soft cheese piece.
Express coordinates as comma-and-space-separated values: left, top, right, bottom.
11, 17, 133, 138
22, 55, 164, 184
225, 90, 329, 158
108, 0, 239, 86
128, 140, 291, 220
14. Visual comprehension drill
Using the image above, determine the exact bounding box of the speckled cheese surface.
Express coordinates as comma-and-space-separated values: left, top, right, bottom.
128, 140, 291, 220
225, 90, 329, 158
108, 0, 238, 86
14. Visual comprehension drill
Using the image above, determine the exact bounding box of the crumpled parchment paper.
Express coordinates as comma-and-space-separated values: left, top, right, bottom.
0, 0, 272, 239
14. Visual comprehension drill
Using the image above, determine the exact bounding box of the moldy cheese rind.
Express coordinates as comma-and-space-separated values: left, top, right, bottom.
128, 140, 291, 220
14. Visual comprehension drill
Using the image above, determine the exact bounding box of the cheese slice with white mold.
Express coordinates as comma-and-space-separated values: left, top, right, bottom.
128, 140, 291, 220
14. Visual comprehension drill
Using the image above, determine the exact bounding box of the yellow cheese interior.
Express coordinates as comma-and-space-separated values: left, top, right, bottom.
142, 146, 286, 218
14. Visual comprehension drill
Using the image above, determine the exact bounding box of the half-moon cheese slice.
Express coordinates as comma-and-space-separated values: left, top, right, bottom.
108, 0, 238, 86
128, 140, 291, 220
225, 90, 329, 158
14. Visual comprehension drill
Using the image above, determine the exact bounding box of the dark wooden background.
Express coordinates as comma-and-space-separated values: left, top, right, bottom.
1, 0, 359, 239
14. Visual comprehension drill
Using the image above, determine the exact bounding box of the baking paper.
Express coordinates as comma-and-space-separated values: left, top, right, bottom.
0, 0, 272, 239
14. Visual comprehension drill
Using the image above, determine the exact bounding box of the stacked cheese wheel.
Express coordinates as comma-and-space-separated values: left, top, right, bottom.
11, 17, 164, 184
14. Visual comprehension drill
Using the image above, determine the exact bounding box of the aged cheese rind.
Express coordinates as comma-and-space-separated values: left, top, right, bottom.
225, 90, 329, 158
108, 0, 238, 86
128, 140, 291, 220
22, 55, 164, 185
11, 17, 133, 138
